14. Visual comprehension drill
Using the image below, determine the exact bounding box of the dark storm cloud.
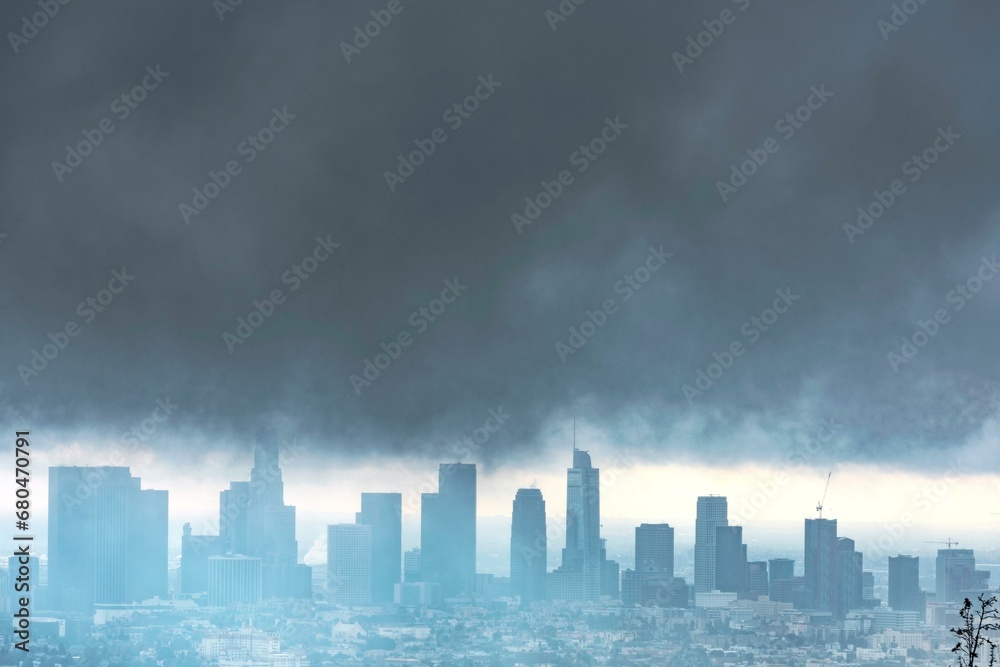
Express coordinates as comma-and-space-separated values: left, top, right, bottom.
3, 0, 1000, 474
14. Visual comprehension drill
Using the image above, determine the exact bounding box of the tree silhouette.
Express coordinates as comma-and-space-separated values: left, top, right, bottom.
952, 595, 999, 667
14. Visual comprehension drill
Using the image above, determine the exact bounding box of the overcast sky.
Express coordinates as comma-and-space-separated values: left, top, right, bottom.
3, 1, 1000, 533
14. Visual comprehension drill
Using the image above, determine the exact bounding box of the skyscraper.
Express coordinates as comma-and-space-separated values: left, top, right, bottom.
180, 523, 225, 595
769, 557, 795, 598
888, 554, 923, 615
208, 555, 262, 607
554, 449, 602, 601
623, 523, 679, 607
327, 524, 372, 605
694, 496, 728, 593
420, 463, 476, 597
714, 525, 746, 593
48, 466, 168, 612
403, 547, 421, 583
244, 430, 298, 599
510, 488, 547, 604
356, 492, 402, 604
747, 561, 769, 598
635, 523, 674, 577
835, 536, 862, 618
936, 549, 989, 602
219, 481, 250, 555
804, 518, 838, 612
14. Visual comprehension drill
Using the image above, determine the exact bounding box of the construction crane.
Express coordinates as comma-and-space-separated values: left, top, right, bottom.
925, 539, 960, 549
815, 471, 832, 518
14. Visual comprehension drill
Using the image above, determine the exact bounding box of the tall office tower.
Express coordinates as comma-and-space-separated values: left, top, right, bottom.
714, 526, 746, 593
238, 429, 298, 599
557, 449, 602, 601
219, 481, 250, 554
420, 463, 476, 597
327, 524, 372, 605
635, 524, 674, 577
769, 558, 795, 597
747, 561, 769, 598
510, 488, 547, 605
356, 493, 402, 603
208, 555, 262, 607
180, 523, 225, 595
48, 466, 168, 612
804, 518, 838, 612
623, 523, 676, 606
600, 538, 620, 600
936, 549, 990, 602
835, 537, 862, 618
403, 548, 421, 583
862, 571, 876, 606
694, 496, 728, 593
889, 555, 923, 614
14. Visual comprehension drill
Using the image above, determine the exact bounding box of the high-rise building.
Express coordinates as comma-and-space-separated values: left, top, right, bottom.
510, 488, 547, 605
600, 538, 620, 600
550, 449, 602, 601
936, 549, 989, 602
715, 525, 746, 593
804, 518, 837, 612
694, 496, 728, 593
180, 523, 225, 595
243, 430, 298, 599
863, 570, 876, 607
48, 466, 168, 612
889, 555, 923, 616
403, 548, 421, 583
622, 523, 678, 607
835, 537, 862, 618
420, 463, 476, 597
747, 561, 769, 598
327, 524, 372, 605
208, 555, 261, 607
219, 481, 250, 555
635, 524, 674, 577
769, 557, 795, 598
355, 493, 402, 604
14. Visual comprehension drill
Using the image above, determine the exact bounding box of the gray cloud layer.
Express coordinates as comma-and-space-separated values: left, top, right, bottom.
3, 0, 1000, 474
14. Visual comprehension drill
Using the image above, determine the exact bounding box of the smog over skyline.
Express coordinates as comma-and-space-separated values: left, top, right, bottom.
4, 2, 1000, 662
